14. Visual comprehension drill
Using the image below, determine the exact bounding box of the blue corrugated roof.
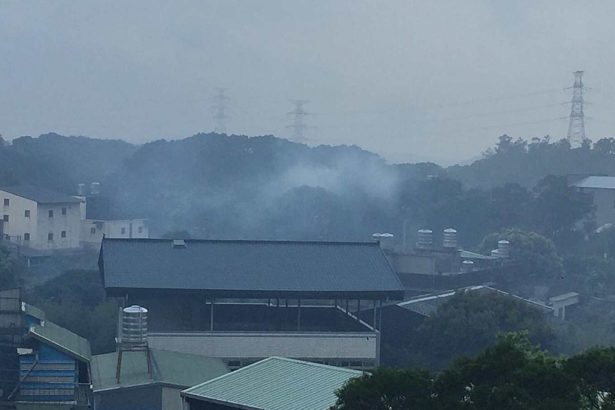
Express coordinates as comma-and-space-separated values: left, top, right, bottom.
0, 185, 81, 204
100, 238, 404, 299
182, 357, 362, 410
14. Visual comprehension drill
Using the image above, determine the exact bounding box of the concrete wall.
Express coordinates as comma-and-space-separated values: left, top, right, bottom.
0, 191, 38, 247
82, 219, 149, 247
588, 188, 615, 227
148, 331, 378, 363
161, 386, 184, 410
94, 385, 162, 410
36, 202, 82, 250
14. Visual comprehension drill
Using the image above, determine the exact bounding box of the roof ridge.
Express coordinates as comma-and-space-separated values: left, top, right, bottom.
268, 356, 363, 374
103, 237, 379, 246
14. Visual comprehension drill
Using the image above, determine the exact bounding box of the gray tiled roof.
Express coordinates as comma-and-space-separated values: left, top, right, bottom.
572, 176, 615, 190
0, 185, 81, 204
100, 238, 404, 299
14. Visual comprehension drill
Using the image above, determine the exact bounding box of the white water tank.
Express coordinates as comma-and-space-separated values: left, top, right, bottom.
77, 183, 86, 196
121, 305, 148, 347
417, 229, 433, 249
90, 182, 101, 195
461, 260, 474, 272
497, 240, 510, 258
443, 228, 458, 249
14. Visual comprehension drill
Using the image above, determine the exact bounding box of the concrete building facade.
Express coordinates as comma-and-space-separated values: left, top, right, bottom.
1, 186, 83, 251
0, 185, 149, 253
571, 176, 615, 227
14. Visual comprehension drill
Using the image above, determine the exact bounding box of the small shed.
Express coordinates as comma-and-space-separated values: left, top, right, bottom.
91, 349, 229, 410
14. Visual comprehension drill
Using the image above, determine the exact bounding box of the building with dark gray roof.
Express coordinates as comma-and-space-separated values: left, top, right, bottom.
99, 238, 405, 370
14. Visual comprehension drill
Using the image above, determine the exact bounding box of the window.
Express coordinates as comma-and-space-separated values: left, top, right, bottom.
24, 233, 30, 241
48, 210, 54, 218
61, 230, 66, 238
24, 210, 30, 218
48, 233, 53, 241
90, 227, 96, 235
2, 215, 8, 223
138, 226, 143, 234
61, 207, 67, 215
121, 227, 126, 235
3, 198, 8, 206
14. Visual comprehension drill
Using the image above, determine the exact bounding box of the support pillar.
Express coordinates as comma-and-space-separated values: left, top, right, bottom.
210, 297, 215, 331
297, 299, 301, 331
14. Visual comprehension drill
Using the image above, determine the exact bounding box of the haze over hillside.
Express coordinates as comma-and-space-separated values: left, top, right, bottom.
3, 132, 615, 244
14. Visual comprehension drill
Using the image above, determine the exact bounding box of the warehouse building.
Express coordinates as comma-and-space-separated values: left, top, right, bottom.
99, 238, 405, 369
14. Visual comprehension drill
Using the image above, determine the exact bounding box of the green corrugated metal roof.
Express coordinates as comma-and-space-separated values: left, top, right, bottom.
22, 302, 45, 321
92, 349, 229, 391
29, 320, 91, 363
459, 250, 498, 260
182, 357, 363, 410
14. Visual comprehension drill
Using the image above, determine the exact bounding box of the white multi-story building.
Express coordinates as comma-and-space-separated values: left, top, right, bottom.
0, 185, 149, 252
0, 185, 83, 250
571, 176, 615, 227
81, 218, 148, 249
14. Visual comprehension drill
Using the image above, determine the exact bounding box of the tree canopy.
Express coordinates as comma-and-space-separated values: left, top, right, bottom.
333, 333, 615, 410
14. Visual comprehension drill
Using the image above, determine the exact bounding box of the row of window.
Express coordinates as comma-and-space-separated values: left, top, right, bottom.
18, 231, 69, 241
1, 208, 68, 222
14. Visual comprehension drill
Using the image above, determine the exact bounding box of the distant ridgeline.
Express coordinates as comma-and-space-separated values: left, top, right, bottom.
0, 132, 611, 243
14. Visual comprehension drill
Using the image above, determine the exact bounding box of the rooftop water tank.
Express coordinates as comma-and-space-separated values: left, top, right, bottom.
461, 260, 474, 272
443, 228, 458, 249
77, 183, 86, 196
497, 240, 510, 258
121, 305, 148, 347
417, 229, 433, 249
90, 182, 101, 196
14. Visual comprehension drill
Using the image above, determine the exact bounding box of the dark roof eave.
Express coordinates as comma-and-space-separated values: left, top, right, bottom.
105, 287, 404, 301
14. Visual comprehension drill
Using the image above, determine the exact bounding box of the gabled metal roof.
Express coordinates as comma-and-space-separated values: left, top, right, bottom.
572, 176, 615, 190
100, 238, 404, 299
182, 357, 363, 410
0, 185, 81, 204
92, 349, 229, 392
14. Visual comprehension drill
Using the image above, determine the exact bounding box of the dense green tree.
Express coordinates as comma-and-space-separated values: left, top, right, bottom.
479, 228, 563, 282
403, 292, 554, 370
26, 269, 117, 353
531, 175, 594, 240
434, 333, 579, 410
330, 368, 435, 410
565, 347, 615, 409
0, 246, 21, 289
333, 333, 608, 410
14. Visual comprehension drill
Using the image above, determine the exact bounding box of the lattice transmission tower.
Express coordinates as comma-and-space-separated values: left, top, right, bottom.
287, 100, 310, 143
212, 88, 229, 134
566, 70, 586, 146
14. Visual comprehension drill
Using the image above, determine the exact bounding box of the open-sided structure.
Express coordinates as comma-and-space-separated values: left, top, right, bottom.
99, 238, 404, 369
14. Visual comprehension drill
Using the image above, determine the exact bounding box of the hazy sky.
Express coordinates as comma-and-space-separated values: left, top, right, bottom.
2, 1, 615, 164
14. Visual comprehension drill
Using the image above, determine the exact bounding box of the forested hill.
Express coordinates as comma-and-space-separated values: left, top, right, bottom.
448, 135, 615, 188
0, 133, 136, 192
2, 132, 615, 243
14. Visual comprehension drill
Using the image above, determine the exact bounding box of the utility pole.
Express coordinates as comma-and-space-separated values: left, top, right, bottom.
212, 88, 229, 134
566, 71, 586, 147
287, 100, 310, 143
